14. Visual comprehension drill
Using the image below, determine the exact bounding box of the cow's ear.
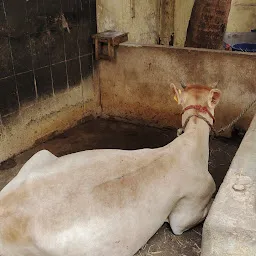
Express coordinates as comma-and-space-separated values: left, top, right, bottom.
171, 83, 182, 104
208, 89, 221, 108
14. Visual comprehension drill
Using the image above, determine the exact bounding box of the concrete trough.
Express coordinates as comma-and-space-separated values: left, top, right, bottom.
201, 114, 256, 256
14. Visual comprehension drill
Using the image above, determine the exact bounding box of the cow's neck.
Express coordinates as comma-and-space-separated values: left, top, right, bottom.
182, 108, 214, 149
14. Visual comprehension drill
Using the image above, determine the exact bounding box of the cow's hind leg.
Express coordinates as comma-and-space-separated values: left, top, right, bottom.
20, 149, 57, 174
0, 150, 57, 194
19, 150, 57, 176
168, 198, 212, 235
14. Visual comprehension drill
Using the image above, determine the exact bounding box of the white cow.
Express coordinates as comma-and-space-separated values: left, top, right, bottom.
0, 83, 221, 256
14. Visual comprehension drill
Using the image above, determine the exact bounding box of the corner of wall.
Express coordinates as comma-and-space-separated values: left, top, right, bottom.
0, 76, 100, 163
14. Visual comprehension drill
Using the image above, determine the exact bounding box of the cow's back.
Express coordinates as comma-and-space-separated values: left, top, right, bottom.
0, 142, 209, 256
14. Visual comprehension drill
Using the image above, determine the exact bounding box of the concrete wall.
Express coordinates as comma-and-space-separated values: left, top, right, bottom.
99, 44, 256, 133
0, 77, 101, 163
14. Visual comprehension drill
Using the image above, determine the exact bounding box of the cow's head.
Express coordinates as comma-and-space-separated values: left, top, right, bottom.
172, 82, 221, 111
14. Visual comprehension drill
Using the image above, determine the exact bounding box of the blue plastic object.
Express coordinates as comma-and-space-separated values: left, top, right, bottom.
231, 43, 256, 52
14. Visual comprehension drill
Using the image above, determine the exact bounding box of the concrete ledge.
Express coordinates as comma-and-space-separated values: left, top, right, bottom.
201, 114, 256, 256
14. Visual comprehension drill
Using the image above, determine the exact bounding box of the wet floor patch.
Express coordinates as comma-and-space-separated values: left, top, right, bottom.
0, 158, 17, 170
0, 118, 242, 256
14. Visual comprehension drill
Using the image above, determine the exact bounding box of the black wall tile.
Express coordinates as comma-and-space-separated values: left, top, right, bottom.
67, 59, 81, 87
35, 67, 53, 97
64, 26, 79, 59
10, 35, 32, 74
0, 77, 19, 116
0, 1, 8, 37
0, 37, 13, 79
30, 34, 50, 69
78, 0, 90, 27
81, 54, 93, 79
26, 0, 50, 69
4, 0, 27, 38
78, 25, 91, 56
44, 0, 61, 17
61, 0, 80, 25
90, 0, 97, 34
45, 0, 62, 35
42, 1, 64, 65
48, 30, 65, 64
52, 62, 68, 92
16, 71, 36, 104
0, 0, 95, 116
0, 1, 6, 25
26, 0, 46, 36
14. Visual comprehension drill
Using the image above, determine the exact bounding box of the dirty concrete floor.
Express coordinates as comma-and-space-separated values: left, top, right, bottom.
0, 118, 242, 256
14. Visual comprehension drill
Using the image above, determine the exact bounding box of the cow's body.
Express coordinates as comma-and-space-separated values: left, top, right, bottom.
0, 84, 220, 256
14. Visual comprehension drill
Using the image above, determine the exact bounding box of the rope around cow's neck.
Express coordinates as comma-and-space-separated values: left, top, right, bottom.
177, 97, 256, 137
177, 114, 216, 137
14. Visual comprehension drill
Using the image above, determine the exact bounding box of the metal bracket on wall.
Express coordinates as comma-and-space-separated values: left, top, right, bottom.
92, 30, 128, 61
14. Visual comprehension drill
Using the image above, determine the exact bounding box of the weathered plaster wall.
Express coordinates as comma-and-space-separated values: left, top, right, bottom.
227, 0, 256, 32
99, 44, 256, 133
0, 77, 101, 163
96, 0, 160, 44
173, 0, 194, 47
159, 0, 175, 45
97, 0, 256, 47
172, 0, 256, 46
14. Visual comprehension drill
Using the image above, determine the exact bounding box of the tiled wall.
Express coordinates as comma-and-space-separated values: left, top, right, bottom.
0, 0, 96, 121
